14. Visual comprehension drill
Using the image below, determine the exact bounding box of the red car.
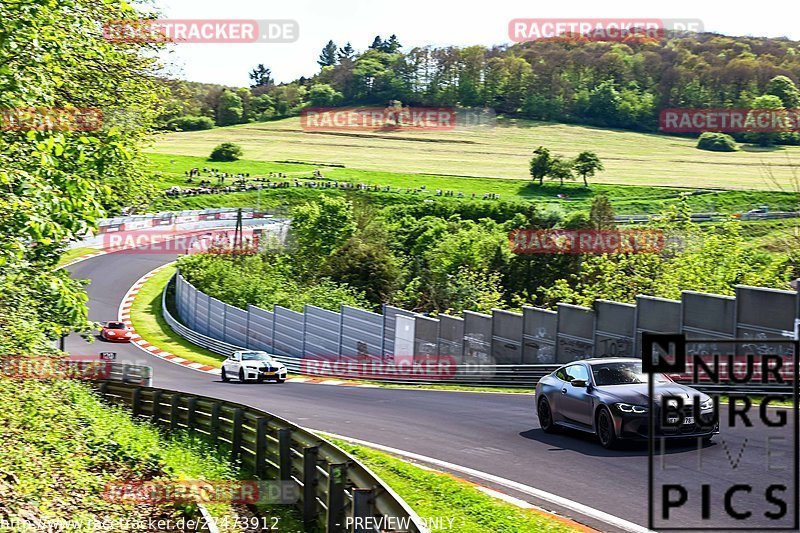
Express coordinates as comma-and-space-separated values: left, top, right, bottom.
100, 321, 132, 342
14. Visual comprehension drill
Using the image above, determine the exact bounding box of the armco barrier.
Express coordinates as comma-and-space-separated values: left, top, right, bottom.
93, 381, 426, 533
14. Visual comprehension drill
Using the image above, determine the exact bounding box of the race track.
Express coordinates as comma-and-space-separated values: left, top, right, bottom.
66, 248, 797, 532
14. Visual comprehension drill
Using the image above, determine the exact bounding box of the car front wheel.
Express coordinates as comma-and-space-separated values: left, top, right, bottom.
537, 397, 555, 433
239, 369, 247, 383
596, 407, 618, 449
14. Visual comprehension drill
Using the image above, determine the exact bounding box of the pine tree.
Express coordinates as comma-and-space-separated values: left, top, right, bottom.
384, 34, 402, 53
369, 35, 383, 50
338, 42, 355, 61
318, 40, 338, 68
589, 195, 616, 229
248, 64, 273, 87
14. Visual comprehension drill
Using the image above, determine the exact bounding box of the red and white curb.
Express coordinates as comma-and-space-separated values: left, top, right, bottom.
119, 263, 221, 375
119, 264, 381, 387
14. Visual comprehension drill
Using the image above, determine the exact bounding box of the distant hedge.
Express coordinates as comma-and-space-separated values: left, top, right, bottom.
166, 115, 214, 131
697, 132, 738, 152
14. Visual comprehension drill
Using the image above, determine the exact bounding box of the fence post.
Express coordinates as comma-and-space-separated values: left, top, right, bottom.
97, 381, 108, 397
326, 463, 347, 533
231, 408, 244, 462
302, 446, 319, 530
352, 489, 377, 533
131, 387, 142, 417
170, 394, 182, 432
210, 402, 221, 442
278, 428, 292, 481
186, 397, 198, 433
255, 418, 269, 479
151, 389, 163, 424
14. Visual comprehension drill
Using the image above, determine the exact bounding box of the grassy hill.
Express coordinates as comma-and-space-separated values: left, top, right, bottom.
150, 117, 800, 190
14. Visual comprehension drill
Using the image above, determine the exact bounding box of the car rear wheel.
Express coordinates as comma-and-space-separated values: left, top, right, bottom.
596, 407, 617, 449
537, 397, 556, 433
221, 368, 229, 382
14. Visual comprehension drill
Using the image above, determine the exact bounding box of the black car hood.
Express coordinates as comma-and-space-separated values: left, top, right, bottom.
594, 382, 707, 405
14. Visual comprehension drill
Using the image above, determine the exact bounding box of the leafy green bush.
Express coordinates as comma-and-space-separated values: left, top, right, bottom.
177, 252, 369, 312
0, 379, 238, 526
697, 132, 738, 152
209, 142, 243, 162
167, 115, 214, 131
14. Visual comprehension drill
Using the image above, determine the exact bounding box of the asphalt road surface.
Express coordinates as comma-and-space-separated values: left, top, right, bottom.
66, 249, 798, 532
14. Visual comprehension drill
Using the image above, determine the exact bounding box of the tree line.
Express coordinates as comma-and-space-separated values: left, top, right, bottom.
160, 32, 800, 145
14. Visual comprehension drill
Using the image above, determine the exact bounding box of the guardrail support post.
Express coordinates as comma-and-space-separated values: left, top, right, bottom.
278, 428, 292, 481
97, 381, 108, 398
210, 402, 221, 442
255, 418, 269, 479
170, 394, 182, 432
151, 389, 163, 424
131, 387, 142, 417
186, 397, 198, 433
302, 446, 319, 530
326, 463, 346, 533
231, 408, 244, 462
352, 489, 377, 533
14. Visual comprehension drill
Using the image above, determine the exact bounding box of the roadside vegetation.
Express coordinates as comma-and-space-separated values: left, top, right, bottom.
177, 193, 795, 316
0, 378, 302, 531
330, 438, 583, 532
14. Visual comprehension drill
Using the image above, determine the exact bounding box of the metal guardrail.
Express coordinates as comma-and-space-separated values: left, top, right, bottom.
93, 381, 426, 533
106, 362, 153, 386
162, 276, 558, 387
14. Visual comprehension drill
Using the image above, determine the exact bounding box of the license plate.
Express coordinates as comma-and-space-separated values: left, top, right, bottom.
261, 371, 276, 376
683, 417, 694, 425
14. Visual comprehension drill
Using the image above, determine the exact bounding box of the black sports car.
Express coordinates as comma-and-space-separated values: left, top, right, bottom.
536, 358, 719, 448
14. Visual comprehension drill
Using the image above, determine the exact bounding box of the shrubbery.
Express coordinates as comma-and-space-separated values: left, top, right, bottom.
209, 142, 243, 162
697, 132, 738, 152
166, 115, 214, 131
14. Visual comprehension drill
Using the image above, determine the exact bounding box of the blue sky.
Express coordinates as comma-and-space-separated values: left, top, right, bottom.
152, 0, 800, 87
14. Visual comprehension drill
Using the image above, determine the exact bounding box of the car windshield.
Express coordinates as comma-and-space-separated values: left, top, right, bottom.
106, 322, 125, 329
241, 352, 273, 362
591, 362, 671, 385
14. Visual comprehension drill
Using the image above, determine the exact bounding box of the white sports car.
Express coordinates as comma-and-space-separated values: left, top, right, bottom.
221, 351, 287, 383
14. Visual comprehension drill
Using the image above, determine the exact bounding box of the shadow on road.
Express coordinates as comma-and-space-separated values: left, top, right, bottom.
519, 427, 717, 457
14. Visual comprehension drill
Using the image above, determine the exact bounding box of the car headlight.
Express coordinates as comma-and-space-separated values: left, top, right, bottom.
615, 402, 648, 414
107, 331, 116, 336
699, 398, 713, 411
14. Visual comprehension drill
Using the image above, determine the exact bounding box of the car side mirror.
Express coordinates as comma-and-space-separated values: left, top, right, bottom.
571, 379, 588, 388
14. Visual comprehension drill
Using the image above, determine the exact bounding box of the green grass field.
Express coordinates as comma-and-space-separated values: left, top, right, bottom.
149, 116, 800, 190
147, 153, 799, 216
